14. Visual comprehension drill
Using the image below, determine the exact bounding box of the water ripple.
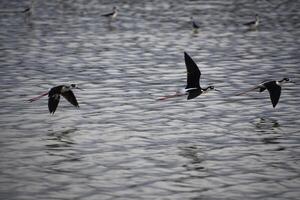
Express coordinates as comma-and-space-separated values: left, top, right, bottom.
0, 0, 300, 199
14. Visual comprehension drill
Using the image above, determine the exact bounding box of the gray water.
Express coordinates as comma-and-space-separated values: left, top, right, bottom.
1, 0, 300, 199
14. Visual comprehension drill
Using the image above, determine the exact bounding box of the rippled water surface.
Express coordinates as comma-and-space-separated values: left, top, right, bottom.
1, 0, 300, 199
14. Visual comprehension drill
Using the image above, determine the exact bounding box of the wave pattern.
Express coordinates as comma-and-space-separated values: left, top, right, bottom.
0, 0, 300, 199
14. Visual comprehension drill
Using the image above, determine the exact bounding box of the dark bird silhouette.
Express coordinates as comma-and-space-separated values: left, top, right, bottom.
28, 84, 82, 114
158, 52, 218, 100
190, 17, 200, 32
22, 7, 31, 13
22, 0, 34, 16
102, 6, 118, 20
237, 78, 293, 108
244, 14, 260, 30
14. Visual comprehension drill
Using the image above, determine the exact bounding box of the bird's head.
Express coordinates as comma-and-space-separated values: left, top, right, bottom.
70, 84, 83, 90
208, 85, 215, 90
206, 85, 222, 93
277, 78, 294, 86
280, 78, 293, 83
204, 85, 215, 91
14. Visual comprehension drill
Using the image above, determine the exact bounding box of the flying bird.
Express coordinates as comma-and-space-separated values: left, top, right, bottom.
158, 52, 218, 100
28, 84, 82, 114
236, 78, 293, 108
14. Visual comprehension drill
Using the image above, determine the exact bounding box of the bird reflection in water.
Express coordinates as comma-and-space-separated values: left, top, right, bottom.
254, 117, 280, 130
179, 146, 206, 171
43, 128, 82, 174
46, 128, 78, 148
254, 118, 284, 149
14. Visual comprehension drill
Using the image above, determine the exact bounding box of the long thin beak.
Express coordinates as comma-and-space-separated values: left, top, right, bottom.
214, 88, 222, 93
76, 87, 84, 91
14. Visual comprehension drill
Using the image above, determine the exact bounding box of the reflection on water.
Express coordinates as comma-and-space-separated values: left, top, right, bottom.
46, 128, 78, 148
254, 117, 280, 131
179, 145, 206, 171
253, 117, 281, 145
0, 0, 300, 199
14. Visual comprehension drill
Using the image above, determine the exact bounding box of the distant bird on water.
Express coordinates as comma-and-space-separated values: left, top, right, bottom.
22, 0, 34, 17
244, 14, 260, 30
158, 52, 218, 100
190, 17, 200, 32
28, 84, 82, 114
22, 7, 31, 14
102, 6, 118, 20
236, 78, 293, 108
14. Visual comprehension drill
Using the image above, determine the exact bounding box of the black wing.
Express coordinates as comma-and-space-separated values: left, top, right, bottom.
192, 21, 199, 29
62, 90, 79, 107
184, 52, 201, 89
244, 21, 255, 26
102, 12, 113, 17
48, 94, 60, 114
264, 81, 281, 108
259, 87, 267, 92
258, 80, 271, 92
187, 89, 202, 100
22, 7, 30, 13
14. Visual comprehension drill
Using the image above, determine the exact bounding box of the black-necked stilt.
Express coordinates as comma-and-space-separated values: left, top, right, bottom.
158, 52, 217, 100
237, 78, 293, 108
22, 7, 32, 21
22, 7, 31, 13
28, 84, 82, 114
190, 17, 200, 32
22, 0, 34, 16
102, 6, 118, 20
244, 14, 259, 30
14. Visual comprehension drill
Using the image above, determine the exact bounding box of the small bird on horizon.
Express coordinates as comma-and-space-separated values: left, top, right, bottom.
22, 0, 34, 17
158, 52, 218, 100
22, 7, 30, 13
28, 84, 82, 114
244, 14, 260, 30
236, 78, 293, 108
190, 17, 200, 33
102, 6, 118, 20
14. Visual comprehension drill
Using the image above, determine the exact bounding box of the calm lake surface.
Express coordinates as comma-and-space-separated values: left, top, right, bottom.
0, 0, 300, 199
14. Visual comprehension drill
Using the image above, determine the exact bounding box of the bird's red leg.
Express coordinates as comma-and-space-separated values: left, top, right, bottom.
27, 92, 49, 102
